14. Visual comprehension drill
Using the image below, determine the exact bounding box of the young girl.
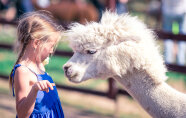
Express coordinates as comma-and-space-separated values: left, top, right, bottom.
9, 10, 64, 118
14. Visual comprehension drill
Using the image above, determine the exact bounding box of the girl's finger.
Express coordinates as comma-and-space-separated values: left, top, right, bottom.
39, 81, 45, 90
33, 83, 41, 91
51, 83, 55, 86
45, 88, 49, 93
42, 82, 48, 89
46, 81, 54, 90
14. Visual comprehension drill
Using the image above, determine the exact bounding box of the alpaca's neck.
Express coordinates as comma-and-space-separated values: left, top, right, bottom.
114, 69, 186, 118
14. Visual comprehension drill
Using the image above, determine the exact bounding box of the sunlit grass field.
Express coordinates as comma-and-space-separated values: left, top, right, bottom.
0, 48, 110, 92
0, 25, 186, 90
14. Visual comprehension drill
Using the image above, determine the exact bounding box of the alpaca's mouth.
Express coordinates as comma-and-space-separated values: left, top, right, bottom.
65, 72, 78, 80
68, 75, 83, 83
65, 72, 83, 83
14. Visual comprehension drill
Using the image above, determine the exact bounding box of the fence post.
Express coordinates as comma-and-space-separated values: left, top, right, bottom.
106, 0, 118, 100
108, 78, 118, 99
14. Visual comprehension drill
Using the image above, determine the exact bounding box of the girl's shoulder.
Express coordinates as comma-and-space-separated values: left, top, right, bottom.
14, 66, 38, 84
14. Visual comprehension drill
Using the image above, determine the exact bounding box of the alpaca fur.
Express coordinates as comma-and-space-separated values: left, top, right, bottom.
63, 11, 186, 118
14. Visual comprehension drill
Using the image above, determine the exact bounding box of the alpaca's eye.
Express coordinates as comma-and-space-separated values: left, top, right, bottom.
86, 50, 97, 54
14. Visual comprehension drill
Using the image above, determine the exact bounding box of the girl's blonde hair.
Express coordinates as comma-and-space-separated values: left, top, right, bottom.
9, 10, 63, 91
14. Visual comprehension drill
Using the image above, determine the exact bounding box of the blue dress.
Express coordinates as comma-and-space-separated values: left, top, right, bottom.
11, 64, 65, 118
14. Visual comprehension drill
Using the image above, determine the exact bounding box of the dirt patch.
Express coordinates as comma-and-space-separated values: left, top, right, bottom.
0, 78, 150, 118
1, 78, 185, 118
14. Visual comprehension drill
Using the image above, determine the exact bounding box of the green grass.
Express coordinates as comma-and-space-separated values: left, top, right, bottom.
166, 71, 186, 83
45, 55, 70, 83
0, 26, 16, 44
57, 41, 72, 51
0, 48, 107, 90
0, 48, 68, 82
0, 49, 15, 75
0, 49, 68, 80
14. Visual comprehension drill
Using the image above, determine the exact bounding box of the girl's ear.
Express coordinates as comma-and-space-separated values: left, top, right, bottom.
33, 39, 40, 49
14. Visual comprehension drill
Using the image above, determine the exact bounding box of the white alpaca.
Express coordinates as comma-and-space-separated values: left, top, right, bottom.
63, 11, 186, 118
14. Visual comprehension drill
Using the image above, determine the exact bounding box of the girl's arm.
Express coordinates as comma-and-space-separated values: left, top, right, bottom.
14, 67, 54, 118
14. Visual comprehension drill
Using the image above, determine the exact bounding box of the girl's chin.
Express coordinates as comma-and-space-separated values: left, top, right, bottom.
42, 57, 50, 65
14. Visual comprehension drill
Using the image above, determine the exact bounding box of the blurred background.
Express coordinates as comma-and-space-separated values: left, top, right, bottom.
0, 0, 186, 118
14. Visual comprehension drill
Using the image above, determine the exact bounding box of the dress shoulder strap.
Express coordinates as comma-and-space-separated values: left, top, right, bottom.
20, 65, 38, 77
11, 64, 21, 96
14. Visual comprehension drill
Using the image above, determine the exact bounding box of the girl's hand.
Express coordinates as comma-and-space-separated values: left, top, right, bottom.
33, 80, 55, 93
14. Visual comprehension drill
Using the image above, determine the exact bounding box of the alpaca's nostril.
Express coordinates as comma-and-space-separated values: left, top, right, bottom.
63, 65, 73, 78
63, 64, 72, 76
64, 66, 69, 72
63, 64, 71, 70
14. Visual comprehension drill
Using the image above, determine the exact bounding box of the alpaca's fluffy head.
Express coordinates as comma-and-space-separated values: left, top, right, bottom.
63, 11, 167, 83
